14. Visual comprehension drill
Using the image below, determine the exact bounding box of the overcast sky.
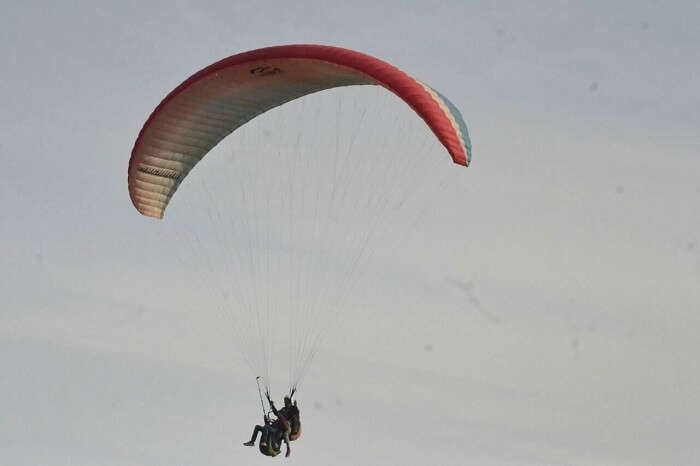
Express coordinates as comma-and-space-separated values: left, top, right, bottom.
1, 1, 699, 465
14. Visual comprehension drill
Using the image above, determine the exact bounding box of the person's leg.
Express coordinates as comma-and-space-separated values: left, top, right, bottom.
260, 425, 272, 446
273, 419, 291, 458
268, 428, 283, 456
243, 425, 263, 446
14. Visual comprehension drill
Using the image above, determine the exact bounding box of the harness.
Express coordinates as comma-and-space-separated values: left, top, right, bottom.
260, 440, 281, 457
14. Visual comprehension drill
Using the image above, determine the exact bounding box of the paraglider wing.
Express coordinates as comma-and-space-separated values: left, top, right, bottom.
128, 44, 471, 219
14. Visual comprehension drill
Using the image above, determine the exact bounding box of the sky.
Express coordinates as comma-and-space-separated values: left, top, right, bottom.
1, 1, 699, 465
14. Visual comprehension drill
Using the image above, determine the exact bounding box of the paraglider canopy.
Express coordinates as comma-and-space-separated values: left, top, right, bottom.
127, 44, 472, 397
128, 44, 471, 219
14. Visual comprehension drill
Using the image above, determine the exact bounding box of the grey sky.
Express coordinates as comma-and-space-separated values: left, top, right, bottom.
1, 1, 699, 465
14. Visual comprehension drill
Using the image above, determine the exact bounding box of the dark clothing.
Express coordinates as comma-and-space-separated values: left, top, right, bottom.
273, 405, 301, 440
271, 404, 300, 440
247, 424, 282, 457
244, 397, 298, 457
246, 405, 291, 457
